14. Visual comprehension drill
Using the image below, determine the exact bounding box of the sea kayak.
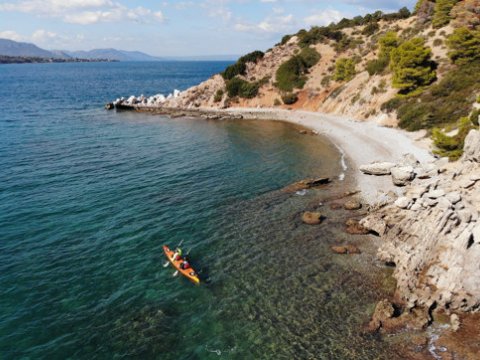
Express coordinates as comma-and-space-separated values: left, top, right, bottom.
163, 245, 200, 285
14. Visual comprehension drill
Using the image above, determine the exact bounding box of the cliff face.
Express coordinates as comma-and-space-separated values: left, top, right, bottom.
361, 128, 480, 313
163, 15, 457, 126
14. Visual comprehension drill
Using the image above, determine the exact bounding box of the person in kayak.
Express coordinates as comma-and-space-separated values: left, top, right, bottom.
171, 247, 183, 261
180, 259, 190, 270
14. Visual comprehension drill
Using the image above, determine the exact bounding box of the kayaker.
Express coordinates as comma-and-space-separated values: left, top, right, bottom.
171, 247, 183, 261
181, 259, 190, 270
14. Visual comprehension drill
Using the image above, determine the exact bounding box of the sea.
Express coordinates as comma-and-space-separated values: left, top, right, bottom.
0, 61, 398, 359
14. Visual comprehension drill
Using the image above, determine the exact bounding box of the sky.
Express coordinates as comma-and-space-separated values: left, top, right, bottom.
0, 0, 416, 57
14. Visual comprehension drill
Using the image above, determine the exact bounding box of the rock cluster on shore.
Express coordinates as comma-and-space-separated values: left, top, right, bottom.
360, 128, 480, 315
110, 90, 183, 109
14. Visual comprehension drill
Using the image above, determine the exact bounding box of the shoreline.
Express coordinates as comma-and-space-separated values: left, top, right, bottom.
127, 105, 435, 204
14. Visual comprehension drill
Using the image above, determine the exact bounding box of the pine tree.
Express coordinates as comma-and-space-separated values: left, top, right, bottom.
390, 38, 436, 94
447, 27, 480, 64
432, 0, 459, 28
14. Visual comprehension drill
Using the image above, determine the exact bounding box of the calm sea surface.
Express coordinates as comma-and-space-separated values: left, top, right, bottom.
0, 62, 396, 359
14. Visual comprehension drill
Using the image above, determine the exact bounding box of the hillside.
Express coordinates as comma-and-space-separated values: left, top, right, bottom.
0, 38, 60, 58
158, 0, 479, 159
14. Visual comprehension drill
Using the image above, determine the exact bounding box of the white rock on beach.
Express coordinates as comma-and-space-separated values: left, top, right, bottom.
359, 162, 396, 175
391, 166, 415, 186
394, 197, 411, 209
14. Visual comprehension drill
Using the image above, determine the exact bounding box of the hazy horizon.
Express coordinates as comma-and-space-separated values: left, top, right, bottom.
0, 0, 416, 57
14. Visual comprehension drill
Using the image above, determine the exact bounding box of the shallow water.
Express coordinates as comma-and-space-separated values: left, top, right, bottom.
1, 62, 396, 359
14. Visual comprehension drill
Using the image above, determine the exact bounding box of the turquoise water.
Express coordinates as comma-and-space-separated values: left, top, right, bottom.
0, 62, 395, 359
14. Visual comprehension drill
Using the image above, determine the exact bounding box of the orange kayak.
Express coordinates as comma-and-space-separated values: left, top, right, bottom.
163, 245, 200, 285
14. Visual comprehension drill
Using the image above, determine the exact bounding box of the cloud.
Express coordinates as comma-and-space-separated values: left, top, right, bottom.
304, 9, 343, 26
235, 13, 295, 33
0, 0, 165, 25
0, 30, 23, 41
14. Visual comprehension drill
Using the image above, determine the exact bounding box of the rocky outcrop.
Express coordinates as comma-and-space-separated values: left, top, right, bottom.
361, 129, 480, 313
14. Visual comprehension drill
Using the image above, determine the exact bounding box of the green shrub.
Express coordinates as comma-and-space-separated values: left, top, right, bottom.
396, 60, 480, 130
447, 27, 480, 64
362, 22, 379, 36
390, 37, 436, 94
222, 62, 247, 80
275, 56, 307, 91
432, 117, 475, 160
321, 75, 332, 87
433, 38, 443, 46
274, 49, 321, 92
334, 58, 356, 82
238, 51, 264, 64
381, 97, 403, 113
379, 31, 400, 60
214, 89, 224, 102
470, 109, 480, 126
298, 47, 321, 67
366, 57, 389, 76
281, 35, 292, 45
432, 0, 458, 29
282, 92, 299, 105
226, 77, 259, 99
221, 50, 264, 80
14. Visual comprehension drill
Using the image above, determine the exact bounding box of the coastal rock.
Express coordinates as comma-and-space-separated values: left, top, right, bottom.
446, 192, 462, 204
282, 177, 330, 192
391, 166, 415, 186
301, 212, 323, 225
360, 214, 387, 236
450, 314, 461, 332
367, 299, 395, 332
400, 153, 420, 167
369, 149, 480, 312
345, 219, 369, 235
394, 197, 411, 209
344, 199, 362, 210
331, 244, 361, 254
462, 129, 480, 162
359, 162, 396, 175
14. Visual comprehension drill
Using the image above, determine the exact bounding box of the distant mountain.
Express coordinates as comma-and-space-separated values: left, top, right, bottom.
61, 48, 164, 62
0, 38, 60, 58
0, 38, 237, 62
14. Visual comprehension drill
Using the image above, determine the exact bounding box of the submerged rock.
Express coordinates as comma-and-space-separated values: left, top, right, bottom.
344, 199, 362, 210
345, 218, 369, 235
301, 212, 323, 225
331, 244, 361, 254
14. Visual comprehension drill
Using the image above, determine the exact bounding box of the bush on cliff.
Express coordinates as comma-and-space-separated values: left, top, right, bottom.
222, 62, 247, 80
275, 48, 320, 91
366, 31, 400, 76
221, 50, 265, 80
298, 47, 321, 67
390, 37, 436, 94
238, 51, 264, 64
226, 77, 259, 99
447, 27, 480, 64
432, 117, 476, 160
275, 56, 307, 91
395, 60, 480, 130
334, 58, 356, 82
362, 22, 379, 36
281, 92, 299, 105
432, 0, 459, 28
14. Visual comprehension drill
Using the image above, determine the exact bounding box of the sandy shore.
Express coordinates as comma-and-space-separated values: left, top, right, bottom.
209, 107, 435, 203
